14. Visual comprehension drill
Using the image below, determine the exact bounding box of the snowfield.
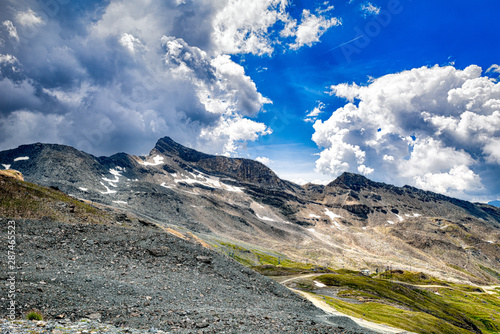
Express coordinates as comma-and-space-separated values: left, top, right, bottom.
140, 155, 164, 166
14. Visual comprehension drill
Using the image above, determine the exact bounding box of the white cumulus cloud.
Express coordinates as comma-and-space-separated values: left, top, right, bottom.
200, 116, 272, 156
285, 9, 340, 50
487, 64, 500, 74
212, 0, 289, 55
312, 64, 500, 200
119, 33, 147, 54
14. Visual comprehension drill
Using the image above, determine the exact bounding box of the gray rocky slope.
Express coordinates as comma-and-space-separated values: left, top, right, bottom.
0, 215, 369, 333
1, 137, 500, 283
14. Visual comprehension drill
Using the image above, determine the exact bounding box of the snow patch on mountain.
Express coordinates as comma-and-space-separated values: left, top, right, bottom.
2, 164, 11, 169
110, 167, 124, 176
256, 214, 275, 222
102, 168, 125, 187
325, 208, 343, 229
325, 208, 342, 219
99, 182, 117, 194
173, 170, 243, 192
314, 281, 326, 288
14, 156, 29, 161
140, 155, 164, 166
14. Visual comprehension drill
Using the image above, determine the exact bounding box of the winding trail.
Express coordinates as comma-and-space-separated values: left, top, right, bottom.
275, 274, 415, 334
480, 285, 500, 294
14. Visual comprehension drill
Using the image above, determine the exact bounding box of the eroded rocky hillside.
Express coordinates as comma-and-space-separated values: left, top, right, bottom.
1, 137, 499, 284
0, 174, 368, 333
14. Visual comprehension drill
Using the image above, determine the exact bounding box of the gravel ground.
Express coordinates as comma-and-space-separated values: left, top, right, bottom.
0, 218, 373, 333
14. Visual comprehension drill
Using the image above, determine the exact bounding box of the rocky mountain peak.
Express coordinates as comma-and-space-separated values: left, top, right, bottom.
153, 136, 210, 162
328, 172, 375, 190
153, 136, 287, 189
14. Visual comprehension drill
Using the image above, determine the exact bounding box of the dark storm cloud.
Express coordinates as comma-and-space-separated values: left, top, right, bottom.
0, 0, 271, 156
0, 77, 41, 113
169, 2, 220, 52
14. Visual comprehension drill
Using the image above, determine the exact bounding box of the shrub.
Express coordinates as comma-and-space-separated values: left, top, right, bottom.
26, 310, 43, 321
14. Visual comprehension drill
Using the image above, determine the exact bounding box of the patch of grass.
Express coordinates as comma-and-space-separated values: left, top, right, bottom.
26, 310, 43, 321
213, 239, 320, 273
321, 295, 472, 334
316, 273, 481, 333
377, 270, 448, 285
449, 284, 484, 293
439, 287, 500, 333
336, 289, 381, 300
334, 268, 359, 275
252, 264, 331, 276
447, 263, 478, 278
0, 175, 113, 224
479, 265, 500, 281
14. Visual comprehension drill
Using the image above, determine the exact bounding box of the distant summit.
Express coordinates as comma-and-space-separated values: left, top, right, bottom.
152, 136, 288, 189
328, 172, 377, 190
153, 136, 211, 162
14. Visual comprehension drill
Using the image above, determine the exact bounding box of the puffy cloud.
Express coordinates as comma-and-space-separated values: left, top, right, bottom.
2, 20, 19, 42
0, 54, 17, 65
212, 0, 289, 55
213, 0, 340, 54
209, 54, 272, 117
160, 37, 271, 118
414, 165, 483, 194
256, 156, 273, 165
487, 64, 500, 74
284, 9, 340, 50
119, 33, 147, 54
361, 2, 381, 17
304, 101, 326, 122
15, 8, 44, 27
199, 116, 272, 156
313, 64, 500, 200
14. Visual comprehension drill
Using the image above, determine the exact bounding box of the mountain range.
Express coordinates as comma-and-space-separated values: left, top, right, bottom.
1, 136, 500, 284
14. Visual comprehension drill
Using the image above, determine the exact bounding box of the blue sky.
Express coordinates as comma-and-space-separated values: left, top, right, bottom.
0, 0, 499, 203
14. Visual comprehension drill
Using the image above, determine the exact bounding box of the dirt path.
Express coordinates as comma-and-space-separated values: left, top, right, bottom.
276, 274, 415, 334
277, 273, 320, 284
480, 285, 500, 295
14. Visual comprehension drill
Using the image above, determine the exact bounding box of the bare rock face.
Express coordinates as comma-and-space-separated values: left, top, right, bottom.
327, 172, 375, 191
342, 204, 371, 218
154, 136, 289, 189
0, 169, 24, 181
1, 136, 500, 284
